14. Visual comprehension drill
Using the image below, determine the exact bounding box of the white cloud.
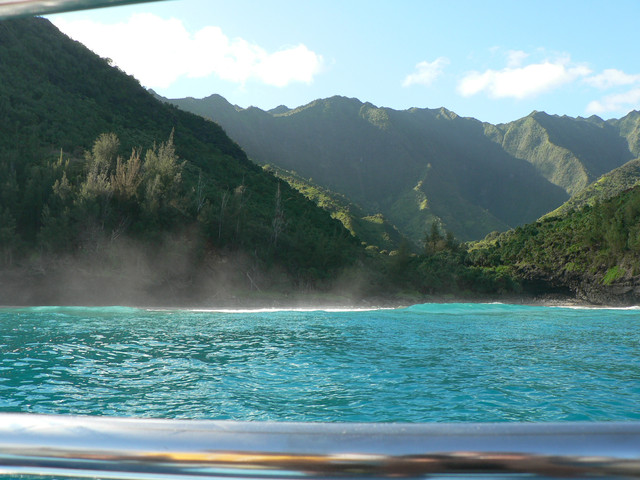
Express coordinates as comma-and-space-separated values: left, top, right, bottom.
586, 88, 640, 114
458, 57, 591, 99
402, 57, 449, 87
255, 44, 322, 87
584, 68, 640, 89
506, 50, 528, 67
51, 13, 323, 89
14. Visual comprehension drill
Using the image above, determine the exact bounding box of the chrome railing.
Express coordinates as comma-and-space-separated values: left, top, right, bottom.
0, 0, 162, 19
0, 414, 639, 479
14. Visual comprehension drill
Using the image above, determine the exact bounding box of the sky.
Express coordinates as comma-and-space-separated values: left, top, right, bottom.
47, 0, 640, 124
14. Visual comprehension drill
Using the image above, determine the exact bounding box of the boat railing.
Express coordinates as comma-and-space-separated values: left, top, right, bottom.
0, 413, 639, 479
0, 0, 162, 19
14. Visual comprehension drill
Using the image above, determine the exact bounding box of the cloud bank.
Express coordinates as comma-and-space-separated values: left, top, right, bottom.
52, 13, 324, 89
455, 49, 640, 116
584, 69, 640, 89
584, 69, 640, 115
458, 57, 591, 99
586, 88, 640, 115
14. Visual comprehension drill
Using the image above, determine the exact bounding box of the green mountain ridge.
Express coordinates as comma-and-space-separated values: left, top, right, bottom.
163, 94, 574, 242
0, 17, 362, 305
544, 158, 640, 218
4, 16, 640, 305
162, 91, 640, 303
489, 111, 634, 195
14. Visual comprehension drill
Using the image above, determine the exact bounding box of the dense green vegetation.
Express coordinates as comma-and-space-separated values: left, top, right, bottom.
375, 222, 519, 297
488, 111, 634, 195
608, 110, 640, 157
256, 165, 520, 296
262, 164, 405, 251
544, 158, 640, 218
0, 16, 527, 305
470, 186, 640, 303
2, 129, 357, 277
0, 17, 362, 303
166, 94, 640, 245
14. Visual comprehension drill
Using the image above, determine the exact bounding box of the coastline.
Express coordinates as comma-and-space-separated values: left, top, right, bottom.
0, 287, 618, 311
1, 265, 634, 310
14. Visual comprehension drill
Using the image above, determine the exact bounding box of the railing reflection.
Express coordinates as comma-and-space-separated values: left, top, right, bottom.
0, 0, 162, 19
0, 414, 639, 479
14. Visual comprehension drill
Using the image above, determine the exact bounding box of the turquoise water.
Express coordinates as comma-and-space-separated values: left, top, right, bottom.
1, 303, 639, 423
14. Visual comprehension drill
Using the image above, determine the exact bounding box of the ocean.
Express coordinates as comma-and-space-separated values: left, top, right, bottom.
1, 302, 639, 423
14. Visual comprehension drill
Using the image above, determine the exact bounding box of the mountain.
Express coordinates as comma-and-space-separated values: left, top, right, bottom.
469, 184, 640, 304
486, 111, 634, 195
262, 164, 405, 252
163, 94, 571, 242
608, 110, 640, 157
0, 18, 361, 305
544, 158, 640, 218
6, 17, 640, 305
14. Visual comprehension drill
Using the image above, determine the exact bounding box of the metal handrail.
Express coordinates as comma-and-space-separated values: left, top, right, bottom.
0, 0, 162, 19
0, 413, 639, 478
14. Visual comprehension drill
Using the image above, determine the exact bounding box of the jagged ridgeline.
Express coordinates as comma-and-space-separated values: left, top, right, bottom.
0, 17, 361, 303
163, 95, 640, 244
485, 111, 636, 196
161, 95, 568, 242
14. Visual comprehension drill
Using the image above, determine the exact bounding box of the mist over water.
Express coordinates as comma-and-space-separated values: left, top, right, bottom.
0, 232, 300, 307
1, 303, 639, 422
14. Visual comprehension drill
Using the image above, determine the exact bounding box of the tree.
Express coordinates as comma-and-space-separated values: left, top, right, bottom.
424, 221, 444, 254
111, 148, 142, 201
86, 132, 119, 175
0, 207, 18, 266
272, 182, 286, 248
143, 130, 184, 215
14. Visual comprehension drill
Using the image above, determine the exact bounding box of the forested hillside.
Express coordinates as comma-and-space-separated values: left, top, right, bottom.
163, 94, 569, 242
0, 17, 361, 305
165, 94, 640, 246
544, 158, 640, 218
469, 185, 640, 304
609, 110, 640, 157
4, 16, 640, 306
262, 164, 405, 252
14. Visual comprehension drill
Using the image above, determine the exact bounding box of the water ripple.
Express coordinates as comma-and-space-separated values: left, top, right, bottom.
0, 305, 638, 422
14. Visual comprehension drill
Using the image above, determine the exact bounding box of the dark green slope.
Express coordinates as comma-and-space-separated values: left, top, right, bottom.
489, 111, 633, 195
0, 19, 249, 177
263, 164, 406, 252
0, 18, 361, 304
166, 94, 407, 250
545, 158, 640, 218
608, 110, 640, 158
471, 185, 640, 304
165, 94, 568, 242
383, 106, 565, 239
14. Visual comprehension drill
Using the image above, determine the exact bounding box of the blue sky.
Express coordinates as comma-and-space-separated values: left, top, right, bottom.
48, 0, 640, 124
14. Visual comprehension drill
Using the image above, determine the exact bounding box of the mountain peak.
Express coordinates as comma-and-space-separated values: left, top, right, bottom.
269, 105, 291, 115
437, 107, 458, 120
